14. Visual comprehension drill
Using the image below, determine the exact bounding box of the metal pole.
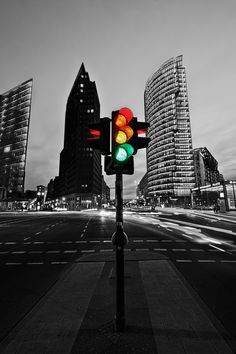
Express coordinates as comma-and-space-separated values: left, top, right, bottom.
112, 171, 128, 332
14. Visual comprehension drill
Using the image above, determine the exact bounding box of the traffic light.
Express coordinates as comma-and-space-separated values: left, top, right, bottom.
87, 117, 110, 155
112, 107, 135, 164
131, 119, 150, 154
112, 107, 150, 164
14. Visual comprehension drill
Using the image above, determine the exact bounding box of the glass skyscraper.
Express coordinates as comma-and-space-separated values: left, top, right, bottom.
0, 79, 33, 197
144, 55, 195, 205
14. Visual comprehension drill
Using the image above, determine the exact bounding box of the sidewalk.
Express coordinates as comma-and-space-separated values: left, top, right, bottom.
1, 251, 235, 354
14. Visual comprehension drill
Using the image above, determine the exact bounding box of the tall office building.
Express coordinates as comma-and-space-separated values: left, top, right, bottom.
144, 56, 195, 205
0, 79, 33, 198
54, 63, 102, 209
193, 147, 223, 187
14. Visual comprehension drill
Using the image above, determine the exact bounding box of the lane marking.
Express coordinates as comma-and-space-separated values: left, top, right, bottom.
220, 260, 236, 263
47, 250, 60, 254
81, 250, 95, 253
35, 232, 41, 236
5, 262, 22, 265
5, 242, 16, 245
27, 262, 44, 265
64, 250, 77, 253
12, 251, 26, 254
172, 249, 186, 251
154, 248, 167, 251
176, 260, 192, 263
133, 240, 143, 243
197, 260, 216, 263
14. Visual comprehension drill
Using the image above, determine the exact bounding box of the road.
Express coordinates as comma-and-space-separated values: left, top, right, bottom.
0, 208, 236, 347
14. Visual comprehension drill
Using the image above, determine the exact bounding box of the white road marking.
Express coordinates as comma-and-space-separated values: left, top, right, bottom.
81, 250, 95, 253
35, 232, 41, 236
154, 248, 167, 251
5, 262, 22, 265
100, 249, 113, 252
12, 251, 26, 254
47, 250, 60, 254
133, 240, 144, 243
27, 262, 44, 265
5, 242, 16, 245
64, 250, 77, 253
198, 260, 216, 263
176, 260, 192, 262
172, 249, 186, 251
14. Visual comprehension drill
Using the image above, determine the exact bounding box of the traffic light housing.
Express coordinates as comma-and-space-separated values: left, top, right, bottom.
112, 108, 135, 165
87, 117, 110, 155
112, 107, 150, 164
131, 119, 150, 154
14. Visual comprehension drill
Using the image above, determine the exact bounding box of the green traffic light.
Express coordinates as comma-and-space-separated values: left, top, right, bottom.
114, 143, 134, 162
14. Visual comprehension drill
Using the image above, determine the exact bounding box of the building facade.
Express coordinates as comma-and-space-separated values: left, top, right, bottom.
53, 63, 102, 209
193, 147, 223, 187
136, 173, 148, 199
144, 55, 195, 205
0, 79, 33, 198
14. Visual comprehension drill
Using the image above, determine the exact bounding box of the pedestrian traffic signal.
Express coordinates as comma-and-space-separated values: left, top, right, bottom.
87, 117, 110, 155
112, 108, 135, 164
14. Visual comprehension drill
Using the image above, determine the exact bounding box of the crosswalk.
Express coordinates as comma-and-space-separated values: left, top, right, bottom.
0, 237, 235, 266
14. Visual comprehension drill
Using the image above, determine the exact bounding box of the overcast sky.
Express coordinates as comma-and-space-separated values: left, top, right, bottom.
1, 0, 236, 199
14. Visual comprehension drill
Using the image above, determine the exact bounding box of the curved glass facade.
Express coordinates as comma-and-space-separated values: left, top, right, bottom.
144, 56, 195, 202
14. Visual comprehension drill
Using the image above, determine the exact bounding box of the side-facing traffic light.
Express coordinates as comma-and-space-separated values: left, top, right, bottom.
87, 117, 110, 155
131, 118, 150, 154
112, 107, 135, 164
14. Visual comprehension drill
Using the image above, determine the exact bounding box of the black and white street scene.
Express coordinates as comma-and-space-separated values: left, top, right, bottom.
0, 1, 236, 353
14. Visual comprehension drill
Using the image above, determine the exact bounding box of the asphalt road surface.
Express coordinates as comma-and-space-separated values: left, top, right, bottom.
0, 208, 236, 346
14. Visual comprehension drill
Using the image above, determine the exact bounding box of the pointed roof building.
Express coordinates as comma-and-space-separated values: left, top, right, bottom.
54, 63, 102, 209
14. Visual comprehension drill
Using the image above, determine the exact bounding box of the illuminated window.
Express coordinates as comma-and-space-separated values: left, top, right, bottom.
4, 146, 11, 153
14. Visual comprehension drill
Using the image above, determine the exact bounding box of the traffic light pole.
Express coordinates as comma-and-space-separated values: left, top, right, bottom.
112, 170, 128, 332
